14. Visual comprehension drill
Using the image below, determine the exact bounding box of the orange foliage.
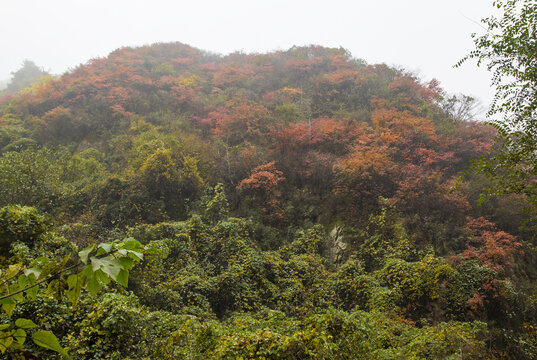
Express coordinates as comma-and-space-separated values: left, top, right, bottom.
371, 107, 436, 146
237, 161, 285, 196
463, 217, 523, 274
210, 102, 269, 144
213, 66, 255, 88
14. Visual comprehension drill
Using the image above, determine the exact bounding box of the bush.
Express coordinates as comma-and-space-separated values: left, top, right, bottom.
0, 205, 48, 248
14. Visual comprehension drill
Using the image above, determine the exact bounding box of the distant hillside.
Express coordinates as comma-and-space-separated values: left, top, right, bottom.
0, 42, 535, 359
0, 42, 507, 231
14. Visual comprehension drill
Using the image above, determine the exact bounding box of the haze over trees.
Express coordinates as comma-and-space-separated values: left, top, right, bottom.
0, 34, 535, 358
3, 60, 49, 94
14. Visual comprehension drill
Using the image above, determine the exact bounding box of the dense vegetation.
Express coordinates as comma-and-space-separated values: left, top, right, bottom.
0, 41, 536, 358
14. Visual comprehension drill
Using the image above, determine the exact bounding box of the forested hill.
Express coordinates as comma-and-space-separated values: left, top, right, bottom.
0, 42, 536, 358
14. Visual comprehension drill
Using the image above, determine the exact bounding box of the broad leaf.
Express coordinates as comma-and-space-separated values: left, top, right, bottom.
66, 274, 83, 305
122, 238, 142, 250
0, 334, 13, 354
91, 257, 123, 281
32, 330, 70, 358
7, 264, 22, 278
116, 269, 129, 287
97, 242, 113, 254
15, 318, 37, 329
17, 274, 28, 289
78, 245, 95, 265
2, 303, 16, 317
13, 328, 26, 345
86, 274, 101, 297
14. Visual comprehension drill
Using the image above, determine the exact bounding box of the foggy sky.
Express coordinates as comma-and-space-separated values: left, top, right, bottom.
1, 0, 495, 116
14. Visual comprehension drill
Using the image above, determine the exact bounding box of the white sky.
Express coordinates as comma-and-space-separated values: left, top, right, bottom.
1, 0, 495, 114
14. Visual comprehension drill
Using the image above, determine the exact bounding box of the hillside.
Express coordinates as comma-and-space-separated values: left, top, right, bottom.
0, 42, 536, 359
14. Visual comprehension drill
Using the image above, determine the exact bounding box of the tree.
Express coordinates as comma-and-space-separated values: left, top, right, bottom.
0, 148, 63, 210
5, 60, 48, 94
459, 0, 537, 217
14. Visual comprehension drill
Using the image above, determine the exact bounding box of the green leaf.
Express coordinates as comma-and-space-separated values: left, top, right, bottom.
0, 297, 15, 305
46, 279, 63, 301
97, 242, 114, 254
57, 254, 71, 271
94, 269, 110, 285
0, 324, 10, 330
86, 274, 101, 297
122, 238, 143, 250
2, 303, 16, 317
127, 250, 144, 262
24, 267, 41, 279
0, 334, 13, 354
15, 318, 37, 329
30, 257, 50, 267
25, 281, 39, 300
9, 283, 23, 302
7, 264, 22, 278
91, 257, 122, 281
13, 328, 26, 345
78, 245, 95, 265
38, 261, 57, 281
17, 274, 28, 289
66, 274, 83, 305
116, 269, 129, 287
37, 255, 71, 282
81, 264, 92, 277
32, 330, 70, 358
118, 256, 134, 270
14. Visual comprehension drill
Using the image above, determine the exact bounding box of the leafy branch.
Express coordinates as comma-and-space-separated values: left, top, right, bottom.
0, 237, 149, 358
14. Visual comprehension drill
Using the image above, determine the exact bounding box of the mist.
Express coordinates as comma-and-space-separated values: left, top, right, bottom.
1, 0, 495, 112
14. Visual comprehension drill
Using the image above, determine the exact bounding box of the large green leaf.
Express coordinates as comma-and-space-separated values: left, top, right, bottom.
2, 302, 16, 317
37, 261, 57, 281
7, 264, 22, 278
118, 256, 134, 270
9, 283, 23, 302
13, 328, 26, 345
78, 245, 95, 265
15, 318, 37, 329
91, 257, 123, 281
32, 330, 70, 358
122, 238, 143, 250
97, 242, 113, 254
116, 269, 129, 287
0, 333, 13, 354
0, 297, 15, 305
17, 274, 28, 289
127, 250, 144, 262
86, 274, 101, 297
25, 279, 39, 300
66, 274, 83, 305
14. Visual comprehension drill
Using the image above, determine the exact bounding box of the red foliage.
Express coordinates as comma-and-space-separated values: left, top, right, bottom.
270, 117, 349, 157
237, 161, 285, 196
211, 102, 269, 144
213, 66, 255, 88
463, 217, 523, 274
392, 167, 471, 219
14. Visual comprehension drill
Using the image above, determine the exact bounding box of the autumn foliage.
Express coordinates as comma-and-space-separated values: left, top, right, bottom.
0, 42, 535, 359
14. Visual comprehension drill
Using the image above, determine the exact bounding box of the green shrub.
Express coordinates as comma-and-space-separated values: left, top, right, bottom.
0, 205, 48, 247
